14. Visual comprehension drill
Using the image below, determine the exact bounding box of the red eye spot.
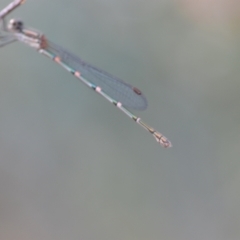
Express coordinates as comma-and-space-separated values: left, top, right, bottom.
133, 87, 142, 95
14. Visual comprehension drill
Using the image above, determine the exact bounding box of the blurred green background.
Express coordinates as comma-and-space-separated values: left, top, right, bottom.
0, 0, 240, 239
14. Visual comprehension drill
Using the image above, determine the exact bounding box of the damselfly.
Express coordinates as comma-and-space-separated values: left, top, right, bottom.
0, 0, 171, 148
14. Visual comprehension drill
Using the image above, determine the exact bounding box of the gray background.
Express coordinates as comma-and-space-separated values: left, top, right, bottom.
0, 0, 240, 239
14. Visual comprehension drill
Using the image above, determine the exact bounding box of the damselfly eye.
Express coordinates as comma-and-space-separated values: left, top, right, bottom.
9, 19, 23, 32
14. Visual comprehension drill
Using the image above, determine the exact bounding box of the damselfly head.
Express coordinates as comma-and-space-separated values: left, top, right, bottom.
8, 19, 23, 32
